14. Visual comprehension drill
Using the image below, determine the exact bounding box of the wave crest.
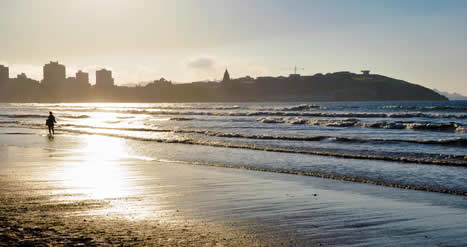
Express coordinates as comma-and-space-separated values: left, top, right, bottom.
257, 117, 465, 132
383, 105, 467, 111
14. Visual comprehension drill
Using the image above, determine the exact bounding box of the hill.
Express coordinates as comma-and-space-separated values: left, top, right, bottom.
202, 71, 448, 102
0, 71, 448, 102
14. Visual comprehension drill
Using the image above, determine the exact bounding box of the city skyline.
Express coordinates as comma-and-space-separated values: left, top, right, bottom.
0, 60, 387, 86
1, 0, 467, 95
1, 61, 115, 86
0, 60, 382, 85
0, 58, 447, 103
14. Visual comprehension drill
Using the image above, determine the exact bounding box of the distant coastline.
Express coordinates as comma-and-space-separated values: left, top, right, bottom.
433, 89, 467, 101
0, 62, 447, 102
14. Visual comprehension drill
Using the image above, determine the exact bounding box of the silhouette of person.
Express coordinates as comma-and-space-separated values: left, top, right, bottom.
46, 112, 57, 136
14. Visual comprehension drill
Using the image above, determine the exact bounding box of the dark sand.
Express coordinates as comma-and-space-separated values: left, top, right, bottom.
1, 134, 467, 246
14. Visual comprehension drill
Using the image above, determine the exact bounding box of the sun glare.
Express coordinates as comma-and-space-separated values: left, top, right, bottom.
60, 135, 133, 200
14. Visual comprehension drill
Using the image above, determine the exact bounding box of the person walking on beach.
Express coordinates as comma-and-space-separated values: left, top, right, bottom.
46, 112, 57, 136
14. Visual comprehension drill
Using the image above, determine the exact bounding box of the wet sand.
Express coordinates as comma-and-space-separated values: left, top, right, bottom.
0, 144, 287, 246
1, 134, 467, 246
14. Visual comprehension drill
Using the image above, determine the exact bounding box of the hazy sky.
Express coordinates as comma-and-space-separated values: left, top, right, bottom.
1, 0, 466, 94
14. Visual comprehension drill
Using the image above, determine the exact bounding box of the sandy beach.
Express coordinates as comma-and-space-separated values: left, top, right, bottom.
2, 0, 467, 244
0, 142, 286, 246
1, 132, 467, 246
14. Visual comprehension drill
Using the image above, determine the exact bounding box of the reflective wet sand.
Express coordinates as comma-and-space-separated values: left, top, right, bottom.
0, 145, 283, 246
1, 134, 467, 246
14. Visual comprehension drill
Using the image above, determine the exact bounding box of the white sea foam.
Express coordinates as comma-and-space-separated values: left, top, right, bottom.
257, 117, 465, 132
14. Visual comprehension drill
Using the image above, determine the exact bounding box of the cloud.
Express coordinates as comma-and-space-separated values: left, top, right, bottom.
185, 56, 217, 71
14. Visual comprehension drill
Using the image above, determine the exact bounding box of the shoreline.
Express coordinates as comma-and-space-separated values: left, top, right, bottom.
6, 129, 467, 196
1, 133, 467, 246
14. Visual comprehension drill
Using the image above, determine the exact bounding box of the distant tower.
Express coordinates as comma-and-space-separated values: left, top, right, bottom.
76, 70, 89, 86
96, 69, 114, 88
361, 70, 370, 76
289, 65, 303, 80
222, 69, 230, 82
42, 61, 66, 87
0, 65, 8, 84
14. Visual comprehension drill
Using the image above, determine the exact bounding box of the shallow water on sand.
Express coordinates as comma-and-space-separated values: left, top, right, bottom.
1, 137, 467, 246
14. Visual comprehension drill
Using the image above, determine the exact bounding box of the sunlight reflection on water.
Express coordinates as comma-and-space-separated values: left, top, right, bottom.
59, 135, 133, 199
51, 135, 169, 220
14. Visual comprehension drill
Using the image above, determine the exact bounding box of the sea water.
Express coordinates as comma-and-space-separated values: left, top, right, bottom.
0, 101, 466, 194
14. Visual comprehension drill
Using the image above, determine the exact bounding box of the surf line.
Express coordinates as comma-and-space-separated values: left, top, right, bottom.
51, 108, 467, 119
60, 128, 467, 167
148, 157, 467, 196
55, 124, 467, 147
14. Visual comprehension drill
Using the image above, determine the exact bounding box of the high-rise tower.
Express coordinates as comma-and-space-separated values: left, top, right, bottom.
42, 61, 66, 87
0, 65, 9, 84
96, 69, 114, 88
76, 70, 90, 86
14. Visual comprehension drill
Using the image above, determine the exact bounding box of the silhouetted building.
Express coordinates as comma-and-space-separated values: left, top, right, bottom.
42, 61, 66, 87
222, 69, 230, 82
256, 76, 274, 80
76, 70, 90, 86
66, 77, 77, 85
10, 73, 39, 88
236, 76, 255, 84
289, 73, 301, 80
362, 70, 370, 76
149, 77, 172, 87
0, 65, 9, 84
17, 73, 28, 79
96, 69, 114, 88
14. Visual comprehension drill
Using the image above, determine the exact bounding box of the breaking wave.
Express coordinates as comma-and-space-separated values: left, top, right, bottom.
50, 104, 325, 112
176, 160, 467, 196
62, 115, 90, 119
456, 126, 467, 133
4, 125, 466, 196
256, 104, 326, 111
176, 129, 467, 147
170, 117, 194, 121
0, 114, 90, 119
57, 128, 467, 167
257, 117, 466, 132
383, 105, 467, 111
25, 121, 463, 147
0, 114, 48, 119
0, 120, 18, 124
12, 121, 467, 148
50, 105, 467, 119
59, 124, 172, 133
106, 110, 467, 119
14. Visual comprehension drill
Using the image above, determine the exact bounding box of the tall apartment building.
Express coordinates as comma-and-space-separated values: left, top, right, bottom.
0, 65, 9, 84
96, 69, 114, 88
42, 61, 66, 87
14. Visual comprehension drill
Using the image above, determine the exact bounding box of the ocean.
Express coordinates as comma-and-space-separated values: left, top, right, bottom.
1, 101, 467, 245
1, 101, 466, 195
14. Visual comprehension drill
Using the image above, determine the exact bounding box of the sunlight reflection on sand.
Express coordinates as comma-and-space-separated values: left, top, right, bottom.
59, 136, 131, 196
48, 135, 167, 220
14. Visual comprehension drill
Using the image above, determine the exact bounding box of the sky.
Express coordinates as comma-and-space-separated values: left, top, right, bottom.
1, 0, 466, 94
